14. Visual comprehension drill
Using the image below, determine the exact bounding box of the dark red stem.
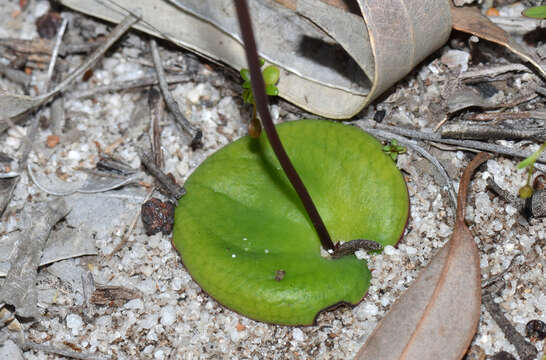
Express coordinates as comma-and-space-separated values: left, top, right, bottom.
233, 0, 335, 252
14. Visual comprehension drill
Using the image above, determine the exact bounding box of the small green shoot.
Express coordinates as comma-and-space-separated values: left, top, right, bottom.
522, 5, 546, 19
240, 59, 280, 138
382, 139, 406, 162
517, 142, 546, 199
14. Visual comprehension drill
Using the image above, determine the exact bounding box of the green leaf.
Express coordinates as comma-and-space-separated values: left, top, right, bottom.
262, 65, 280, 85
240, 68, 250, 81
522, 5, 546, 19
265, 84, 279, 96
259, 58, 265, 67
242, 80, 252, 89
173, 120, 409, 325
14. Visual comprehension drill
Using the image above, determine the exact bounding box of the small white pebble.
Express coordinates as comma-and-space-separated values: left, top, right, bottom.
354, 250, 367, 260
505, 204, 517, 216
172, 277, 183, 291
124, 299, 143, 310
383, 245, 395, 256
232, 254, 236, 258
66, 314, 83, 335
405, 246, 417, 255
67, 150, 81, 161
292, 328, 305, 342
160, 305, 177, 326
154, 349, 165, 360
264, 249, 269, 254
438, 223, 451, 238
243, 237, 247, 241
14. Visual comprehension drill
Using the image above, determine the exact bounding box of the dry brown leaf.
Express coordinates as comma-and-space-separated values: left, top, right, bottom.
355, 152, 491, 360
451, 6, 546, 79
59, 0, 452, 119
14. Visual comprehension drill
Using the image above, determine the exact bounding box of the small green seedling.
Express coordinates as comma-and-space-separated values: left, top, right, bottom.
240, 59, 280, 138
517, 142, 546, 199
382, 139, 406, 162
522, 5, 546, 19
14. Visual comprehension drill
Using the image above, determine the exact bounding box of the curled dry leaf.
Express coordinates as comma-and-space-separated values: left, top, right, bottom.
58, 0, 452, 119
355, 152, 491, 360
451, 6, 546, 80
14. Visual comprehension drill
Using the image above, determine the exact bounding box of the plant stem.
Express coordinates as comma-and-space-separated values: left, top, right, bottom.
233, 0, 335, 252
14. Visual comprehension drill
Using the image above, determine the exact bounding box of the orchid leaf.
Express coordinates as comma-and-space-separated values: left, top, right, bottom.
173, 120, 409, 325
522, 5, 546, 19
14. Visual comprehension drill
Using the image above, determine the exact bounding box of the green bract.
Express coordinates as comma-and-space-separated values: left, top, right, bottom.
173, 120, 409, 325
262, 65, 280, 85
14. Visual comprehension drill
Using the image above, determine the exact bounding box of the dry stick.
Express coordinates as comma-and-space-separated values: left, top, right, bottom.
70, 74, 196, 99
139, 150, 185, 201
44, 18, 68, 91
486, 177, 525, 212
23, 341, 110, 360
148, 88, 165, 169
441, 124, 546, 142
234, 0, 334, 252
465, 111, 546, 122
364, 127, 458, 209
482, 287, 538, 360
369, 123, 546, 172
459, 63, 532, 81
149, 39, 202, 150
481, 254, 521, 290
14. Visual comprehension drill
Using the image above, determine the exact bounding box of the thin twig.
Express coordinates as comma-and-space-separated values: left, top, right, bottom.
441, 124, 546, 142
138, 150, 185, 201
464, 111, 546, 122
50, 62, 69, 135
460, 63, 532, 81
368, 123, 546, 171
45, 18, 68, 91
149, 39, 202, 149
482, 288, 538, 360
331, 239, 383, 258
234, 0, 335, 252
70, 74, 197, 99
363, 127, 458, 209
486, 177, 525, 213
23, 341, 110, 360
148, 88, 165, 169
482, 254, 521, 289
